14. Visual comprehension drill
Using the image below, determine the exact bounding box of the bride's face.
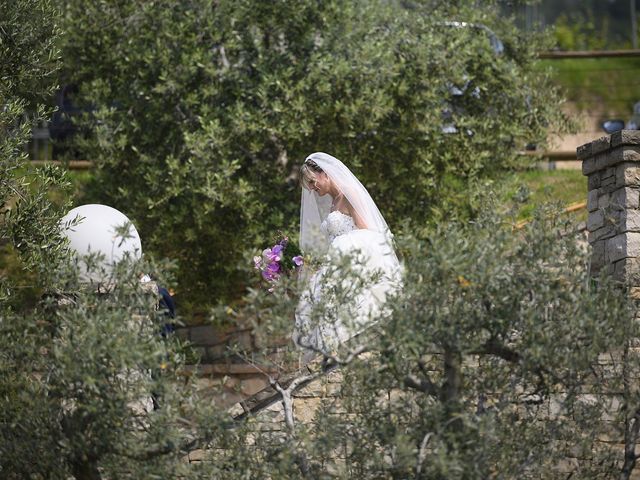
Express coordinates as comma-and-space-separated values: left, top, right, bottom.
311, 172, 332, 197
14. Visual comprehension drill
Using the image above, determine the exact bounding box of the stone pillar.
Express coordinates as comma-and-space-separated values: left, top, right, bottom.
579, 130, 640, 281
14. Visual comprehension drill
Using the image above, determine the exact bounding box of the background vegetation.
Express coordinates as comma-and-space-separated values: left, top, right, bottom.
7, 0, 640, 478
53, 0, 568, 312
541, 57, 640, 119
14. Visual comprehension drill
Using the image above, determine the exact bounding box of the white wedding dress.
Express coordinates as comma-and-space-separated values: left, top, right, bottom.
294, 210, 401, 356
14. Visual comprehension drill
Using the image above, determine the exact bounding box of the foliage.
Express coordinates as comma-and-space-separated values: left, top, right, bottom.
0, 256, 268, 480
55, 0, 568, 309
541, 56, 640, 118
235, 200, 636, 478
552, 4, 639, 52
554, 11, 611, 51
506, 168, 587, 221
0, 0, 70, 296
0, 3, 253, 479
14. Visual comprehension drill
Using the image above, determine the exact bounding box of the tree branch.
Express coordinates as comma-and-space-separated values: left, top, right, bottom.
404, 374, 438, 397
415, 432, 433, 477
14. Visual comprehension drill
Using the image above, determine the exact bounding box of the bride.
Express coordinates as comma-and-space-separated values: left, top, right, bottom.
293, 152, 402, 358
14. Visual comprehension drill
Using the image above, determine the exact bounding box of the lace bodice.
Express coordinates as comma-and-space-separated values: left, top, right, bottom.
321, 210, 357, 242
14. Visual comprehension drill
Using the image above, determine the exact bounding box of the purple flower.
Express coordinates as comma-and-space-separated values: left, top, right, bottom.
263, 244, 283, 263
261, 269, 274, 281
261, 261, 280, 282
267, 261, 280, 273
271, 244, 284, 258
292, 255, 304, 267
253, 256, 262, 270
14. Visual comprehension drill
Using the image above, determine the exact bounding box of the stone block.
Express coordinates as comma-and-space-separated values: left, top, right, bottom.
239, 376, 270, 397
189, 325, 221, 346
588, 172, 602, 190
227, 403, 246, 417
325, 382, 343, 397
294, 379, 326, 398
587, 210, 605, 232
601, 174, 616, 188
206, 344, 227, 361
229, 330, 254, 352
293, 397, 322, 423
603, 165, 616, 178
598, 192, 611, 209
188, 449, 206, 463
174, 327, 189, 341
592, 135, 611, 155
619, 210, 640, 233
614, 257, 640, 283
577, 141, 593, 160
587, 190, 599, 212
611, 129, 640, 148
606, 232, 640, 263
257, 401, 285, 423
615, 145, 640, 163
605, 262, 615, 275
587, 225, 620, 244
611, 187, 640, 209
582, 157, 597, 175
616, 162, 640, 187
595, 152, 614, 173
590, 240, 605, 270
583, 146, 640, 175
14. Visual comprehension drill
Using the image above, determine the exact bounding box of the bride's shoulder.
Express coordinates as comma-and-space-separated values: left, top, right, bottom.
333, 195, 352, 213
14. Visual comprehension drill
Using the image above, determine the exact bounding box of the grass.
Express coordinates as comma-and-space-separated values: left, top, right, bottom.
508, 168, 587, 222
540, 57, 640, 118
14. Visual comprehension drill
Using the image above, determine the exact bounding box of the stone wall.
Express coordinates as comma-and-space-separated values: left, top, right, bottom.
579, 130, 640, 281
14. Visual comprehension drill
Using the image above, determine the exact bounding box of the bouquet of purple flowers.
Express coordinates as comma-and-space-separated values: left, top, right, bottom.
254, 235, 304, 285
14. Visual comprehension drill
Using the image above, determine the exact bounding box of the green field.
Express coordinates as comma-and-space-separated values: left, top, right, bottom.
540, 57, 640, 118
509, 168, 587, 222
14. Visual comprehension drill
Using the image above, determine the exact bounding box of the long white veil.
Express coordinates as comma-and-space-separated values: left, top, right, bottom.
299, 152, 397, 260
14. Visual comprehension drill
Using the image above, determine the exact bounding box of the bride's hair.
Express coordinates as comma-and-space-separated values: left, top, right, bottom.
300, 159, 323, 190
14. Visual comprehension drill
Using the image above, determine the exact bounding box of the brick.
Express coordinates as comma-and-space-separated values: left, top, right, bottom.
584, 146, 640, 175
613, 145, 640, 164
206, 344, 227, 361
174, 327, 189, 341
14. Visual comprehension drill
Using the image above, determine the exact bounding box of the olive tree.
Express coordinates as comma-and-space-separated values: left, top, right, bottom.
233, 201, 636, 479
0, 3, 254, 479
55, 0, 568, 309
